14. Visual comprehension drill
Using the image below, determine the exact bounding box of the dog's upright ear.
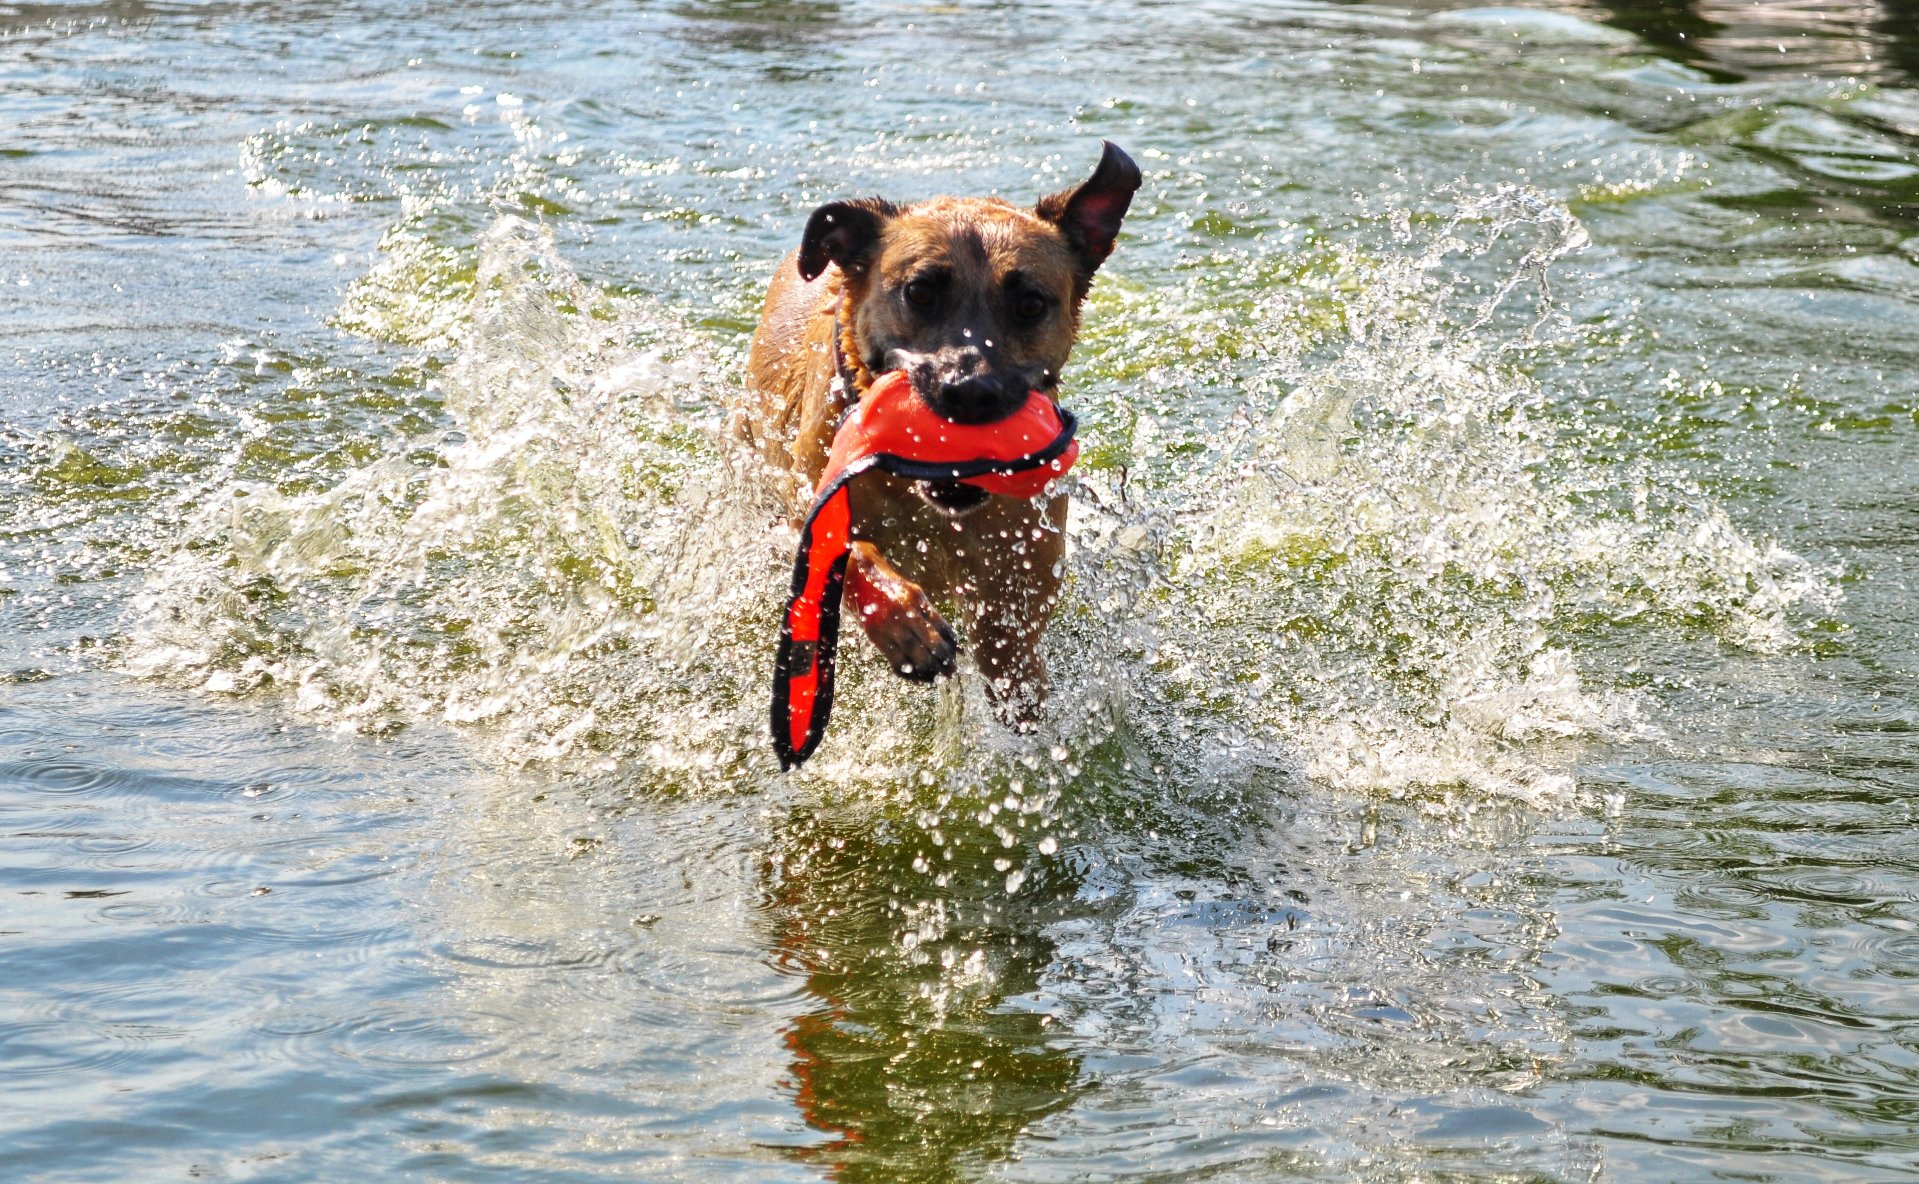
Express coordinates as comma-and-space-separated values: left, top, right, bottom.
798, 198, 900, 282
1036, 141, 1143, 289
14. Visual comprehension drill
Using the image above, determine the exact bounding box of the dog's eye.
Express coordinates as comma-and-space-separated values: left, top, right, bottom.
904, 279, 937, 308
1015, 292, 1048, 321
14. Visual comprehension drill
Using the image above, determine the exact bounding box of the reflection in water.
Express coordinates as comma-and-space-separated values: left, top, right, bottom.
1875, 1, 1919, 83
1579, 0, 1723, 75
672, 0, 845, 59
1540, 0, 1919, 226
1577, 0, 1919, 84
762, 802, 1084, 1182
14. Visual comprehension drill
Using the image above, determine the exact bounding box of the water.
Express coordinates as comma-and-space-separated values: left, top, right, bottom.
4, 1, 1918, 1179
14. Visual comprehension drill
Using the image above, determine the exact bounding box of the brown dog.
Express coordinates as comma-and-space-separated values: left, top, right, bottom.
741, 142, 1141, 726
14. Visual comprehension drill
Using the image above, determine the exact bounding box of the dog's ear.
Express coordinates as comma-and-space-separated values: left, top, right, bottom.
1036, 141, 1143, 283
798, 198, 900, 282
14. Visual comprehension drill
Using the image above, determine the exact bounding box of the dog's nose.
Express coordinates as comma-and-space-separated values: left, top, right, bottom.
933, 374, 1021, 425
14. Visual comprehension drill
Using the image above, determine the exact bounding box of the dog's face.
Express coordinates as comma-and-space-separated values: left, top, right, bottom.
798, 142, 1142, 431
851, 198, 1082, 427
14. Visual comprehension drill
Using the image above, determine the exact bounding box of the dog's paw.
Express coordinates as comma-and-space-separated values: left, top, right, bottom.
845, 542, 959, 682
864, 591, 959, 682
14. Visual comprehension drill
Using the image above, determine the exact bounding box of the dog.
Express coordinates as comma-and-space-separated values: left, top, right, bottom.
740, 141, 1141, 727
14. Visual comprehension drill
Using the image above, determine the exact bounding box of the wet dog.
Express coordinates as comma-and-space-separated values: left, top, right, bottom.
741, 142, 1141, 726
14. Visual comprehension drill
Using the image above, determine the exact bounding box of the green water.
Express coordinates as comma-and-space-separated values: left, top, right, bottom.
3, 1, 1918, 1180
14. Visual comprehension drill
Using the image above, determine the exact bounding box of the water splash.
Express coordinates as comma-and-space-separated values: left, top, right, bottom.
1106, 186, 1835, 807
131, 215, 781, 782
128, 186, 1834, 816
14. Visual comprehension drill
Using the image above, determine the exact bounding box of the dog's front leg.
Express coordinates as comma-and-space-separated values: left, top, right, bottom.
845, 541, 959, 682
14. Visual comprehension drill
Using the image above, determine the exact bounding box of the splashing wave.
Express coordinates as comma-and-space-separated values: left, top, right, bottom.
127, 189, 1835, 810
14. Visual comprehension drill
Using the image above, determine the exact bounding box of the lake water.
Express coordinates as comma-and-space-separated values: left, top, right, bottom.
4, 1, 1918, 1180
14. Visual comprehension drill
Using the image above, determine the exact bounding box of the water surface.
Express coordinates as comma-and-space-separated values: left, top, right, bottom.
4, 1, 1918, 1180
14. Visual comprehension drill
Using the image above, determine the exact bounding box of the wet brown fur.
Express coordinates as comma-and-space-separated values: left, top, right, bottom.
739, 144, 1141, 728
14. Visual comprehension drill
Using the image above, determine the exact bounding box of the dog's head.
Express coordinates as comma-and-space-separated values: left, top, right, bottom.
797, 141, 1142, 432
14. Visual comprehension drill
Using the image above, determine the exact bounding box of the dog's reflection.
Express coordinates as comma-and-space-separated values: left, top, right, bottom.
761, 800, 1084, 1183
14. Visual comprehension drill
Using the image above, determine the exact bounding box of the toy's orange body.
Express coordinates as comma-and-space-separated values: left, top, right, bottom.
772, 371, 1079, 769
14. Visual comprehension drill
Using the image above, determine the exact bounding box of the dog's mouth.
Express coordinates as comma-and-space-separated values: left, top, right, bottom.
916, 480, 992, 517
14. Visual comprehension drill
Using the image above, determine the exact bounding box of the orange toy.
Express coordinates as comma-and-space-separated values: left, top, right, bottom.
772, 370, 1080, 769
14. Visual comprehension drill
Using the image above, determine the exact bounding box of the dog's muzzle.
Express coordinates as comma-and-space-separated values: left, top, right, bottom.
930, 373, 1028, 425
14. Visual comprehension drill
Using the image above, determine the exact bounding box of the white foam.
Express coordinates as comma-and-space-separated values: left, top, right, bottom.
128, 187, 1837, 814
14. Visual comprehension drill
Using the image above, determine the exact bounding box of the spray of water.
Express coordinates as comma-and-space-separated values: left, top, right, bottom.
1095, 185, 1837, 809
109, 171, 1839, 1158
127, 186, 1834, 822
130, 215, 781, 783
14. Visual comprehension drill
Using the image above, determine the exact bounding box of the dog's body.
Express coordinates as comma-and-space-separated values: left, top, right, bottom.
741, 143, 1141, 725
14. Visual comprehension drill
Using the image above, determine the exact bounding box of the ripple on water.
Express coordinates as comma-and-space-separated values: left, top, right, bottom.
59, 830, 159, 858
0, 1015, 182, 1081
1740, 863, 1913, 909
8, 826, 161, 872
0, 758, 136, 797
243, 1007, 383, 1071
332, 1004, 508, 1069
1860, 929, 1919, 972
1628, 972, 1701, 998
432, 934, 615, 973
92, 899, 180, 925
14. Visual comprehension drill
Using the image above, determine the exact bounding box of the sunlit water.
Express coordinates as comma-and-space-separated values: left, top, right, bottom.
4, 1, 1918, 1180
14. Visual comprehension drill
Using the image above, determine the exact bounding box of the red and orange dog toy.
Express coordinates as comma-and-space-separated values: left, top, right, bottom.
772, 370, 1080, 769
